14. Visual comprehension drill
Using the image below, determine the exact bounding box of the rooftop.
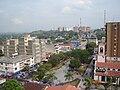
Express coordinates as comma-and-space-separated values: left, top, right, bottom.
96, 61, 120, 69
24, 82, 47, 90
0, 55, 33, 64
46, 85, 81, 90
96, 70, 120, 77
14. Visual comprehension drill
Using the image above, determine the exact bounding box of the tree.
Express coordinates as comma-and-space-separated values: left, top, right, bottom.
86, 42, 96, 55
70, 49, 90, 64
103, 77, 113, 90
69, 59, 80, 69
1, 79, 23, 90
41, 63, 52, 71
22, 65, 30, 72
43, 72, 57, 85
33, 67, 46, 81
84, 77, 94, 90
64, 72, 73, 82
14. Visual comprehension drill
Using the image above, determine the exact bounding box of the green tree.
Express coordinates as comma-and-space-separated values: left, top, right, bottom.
70, 49, 90, 64
1, 79, 23, 90
64, 72, 74, 82
84, 77, 94, 90
86, 42, 96, 55
43, 72, 57, 85
33, 67, 46, 81
48, 53, 65, 67
69, 59, 80, 69
22, 65, 30, 72
41, 63, 52, 71
103, 77, 113, 90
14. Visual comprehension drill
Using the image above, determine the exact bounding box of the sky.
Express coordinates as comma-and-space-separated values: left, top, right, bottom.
0, 0, 120, 33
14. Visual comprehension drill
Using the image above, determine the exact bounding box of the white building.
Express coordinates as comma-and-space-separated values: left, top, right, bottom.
54, 44, 72, 54
0, 55, 34, 74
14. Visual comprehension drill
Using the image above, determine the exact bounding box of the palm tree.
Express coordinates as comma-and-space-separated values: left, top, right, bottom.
103, 77, 113, 90
43, 72, 57, 85
64, 72, 73, 82
83, 77, 94, 90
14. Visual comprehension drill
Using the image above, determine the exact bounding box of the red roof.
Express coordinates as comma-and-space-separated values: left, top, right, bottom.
96, 62, 120, 69
0, 77, 4, 80
46, 85, 81, 90
24, 82, 47, 90
96, 70, 120, 77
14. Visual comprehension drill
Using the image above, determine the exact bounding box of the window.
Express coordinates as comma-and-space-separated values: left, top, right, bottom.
15, 67, 17, 70
5, 67, 8, 70
100, 47, 103, 53
113, 69, 115, 71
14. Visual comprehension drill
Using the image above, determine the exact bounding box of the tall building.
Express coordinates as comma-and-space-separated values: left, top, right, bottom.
94, 22, 120, 85
4, 39, 18, 57
106, 22, 120, 61
19, 35, 32, 55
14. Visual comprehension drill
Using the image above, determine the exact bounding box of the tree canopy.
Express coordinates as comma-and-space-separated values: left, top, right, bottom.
86, 42, 96, 55
1, 79, 23, 90
69, 59, 80, 69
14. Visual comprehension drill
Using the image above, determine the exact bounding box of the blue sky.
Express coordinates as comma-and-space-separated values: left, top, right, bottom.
0, 0, 120, 33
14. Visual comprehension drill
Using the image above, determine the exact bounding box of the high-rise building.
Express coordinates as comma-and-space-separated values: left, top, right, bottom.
19, 35, 32, 55
106, 22, 120, 61
4, 39, 18, 57
94, 22, 120, 85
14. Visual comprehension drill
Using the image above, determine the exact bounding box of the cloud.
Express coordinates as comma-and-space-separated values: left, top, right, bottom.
62, 6, 71, 13
61, 0, 93, 13
12, 17, 24, 24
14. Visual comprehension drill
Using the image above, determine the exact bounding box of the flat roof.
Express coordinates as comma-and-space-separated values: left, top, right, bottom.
0, 55, 33, 64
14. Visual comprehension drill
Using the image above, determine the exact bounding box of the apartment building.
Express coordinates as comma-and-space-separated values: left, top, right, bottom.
0, 55, 34, 74
19, 35, 32, 55
4, 39, 18, 57
54, 43, 72, 54
94, 22, 120, 85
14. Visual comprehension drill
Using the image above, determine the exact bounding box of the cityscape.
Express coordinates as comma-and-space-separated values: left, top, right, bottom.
0, 0, 120, 90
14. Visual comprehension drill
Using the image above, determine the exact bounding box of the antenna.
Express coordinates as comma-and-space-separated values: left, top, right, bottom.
104, 10, 106, 25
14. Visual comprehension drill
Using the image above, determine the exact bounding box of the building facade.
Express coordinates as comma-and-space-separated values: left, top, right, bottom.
0, 55, 34, 73
4, 39, 18, 57
94, 22, 120, 85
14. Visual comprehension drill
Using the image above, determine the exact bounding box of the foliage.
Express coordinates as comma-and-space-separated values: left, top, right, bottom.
69, 59, 80, 69
43, 72, 57, 85
86, 42, 96, 55
84, 77, 94, 89
1, 79, 23, 90
33, 67, 46, 81
69, 49, 90, 64
64, 72, 74, 82
94, 29, 105, 40
41, 63, 52, 71
103, 77, 113, 90
22, 65, 30, 71
48, 53, 65, 67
